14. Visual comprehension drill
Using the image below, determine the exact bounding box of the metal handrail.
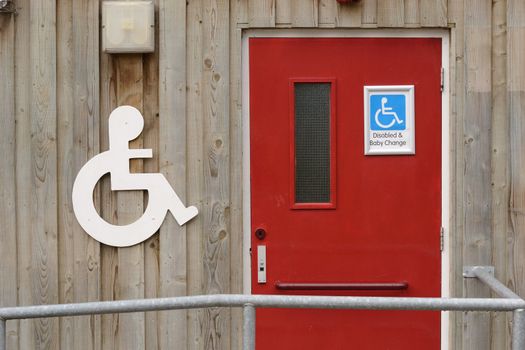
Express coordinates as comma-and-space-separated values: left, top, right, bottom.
0, 266, 522, 350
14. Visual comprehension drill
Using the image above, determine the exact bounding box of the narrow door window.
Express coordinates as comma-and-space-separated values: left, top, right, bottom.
290, 80, 336, 209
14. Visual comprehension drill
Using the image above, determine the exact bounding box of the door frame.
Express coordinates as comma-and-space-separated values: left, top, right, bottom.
242, 29, 450, 350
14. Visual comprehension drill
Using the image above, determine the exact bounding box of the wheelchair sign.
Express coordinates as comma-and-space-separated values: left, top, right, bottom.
364, 85, 415, 155
72, 106, 198, 247
370, 95, 406, 131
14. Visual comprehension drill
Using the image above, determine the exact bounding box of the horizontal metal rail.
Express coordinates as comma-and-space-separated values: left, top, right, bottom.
1, 295, 524, 320
0, 266, 522, 350
0, 294, 524, 350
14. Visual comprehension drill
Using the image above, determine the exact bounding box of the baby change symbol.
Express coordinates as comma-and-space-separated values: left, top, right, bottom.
72, 106, 198, 247
371, 95, 406, 131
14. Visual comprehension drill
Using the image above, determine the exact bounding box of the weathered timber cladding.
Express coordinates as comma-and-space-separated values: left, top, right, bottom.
0, 12, 17, 350
509, 3, 525, 350
0, 0, 522, 349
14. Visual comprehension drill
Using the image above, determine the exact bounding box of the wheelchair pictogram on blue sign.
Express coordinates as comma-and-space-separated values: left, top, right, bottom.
370, 94, 406, 131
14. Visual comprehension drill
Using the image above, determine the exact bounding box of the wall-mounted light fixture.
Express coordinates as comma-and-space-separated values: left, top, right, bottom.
102, 0, 155, 53
0, 0, 16, 14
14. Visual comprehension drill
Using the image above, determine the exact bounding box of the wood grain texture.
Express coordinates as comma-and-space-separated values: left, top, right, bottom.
99, 50, 119, 350
337, 1, 363, 27
404, 0, 420, 26
377, 0, 404, 27
30, 0, 60, 348
249, 0, 275, 27
491, 0, 509, 349
0, 12, 19, 350
158, 0, 188, 349
201, 0, 231, 349
276, 0, 292, 27
420, 0, 447, 27
116, 55, 146, 350
319, 0, 337, 27
143, 2, 160, 350
187, 0, 205, 348
15, 0, 35, 348
291, 0, 318, 27
447, 1, 466, 348
462, 1, 492, 349
56, 1, 75, 347
235, 0, 249, 27
361, 0, 377, 25
509, 1, 525, 350
57, 1, 101, 349
447, 22, 464, 350
229, 1, 244, 347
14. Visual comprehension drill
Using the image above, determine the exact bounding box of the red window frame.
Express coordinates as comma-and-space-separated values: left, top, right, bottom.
289, 78, 337, 209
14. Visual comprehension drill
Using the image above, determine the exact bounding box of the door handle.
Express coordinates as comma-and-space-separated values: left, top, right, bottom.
275, 282, 408, 291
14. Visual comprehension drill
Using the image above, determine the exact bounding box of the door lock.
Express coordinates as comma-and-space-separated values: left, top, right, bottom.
255, 228, 266, 240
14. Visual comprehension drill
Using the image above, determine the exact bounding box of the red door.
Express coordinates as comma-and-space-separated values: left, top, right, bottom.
250, 38, 442, 349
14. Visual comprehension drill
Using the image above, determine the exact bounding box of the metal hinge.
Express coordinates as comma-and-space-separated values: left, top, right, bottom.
440, 67, 445, 92
440, 227, 445, 251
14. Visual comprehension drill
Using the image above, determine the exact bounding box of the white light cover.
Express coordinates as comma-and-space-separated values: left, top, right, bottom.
102, 1, 155, 53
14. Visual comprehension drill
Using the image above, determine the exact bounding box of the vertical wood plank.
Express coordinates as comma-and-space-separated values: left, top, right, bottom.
187, 0, 205, 348
361, 0, 377, 26
377, 0, 404, 27
337, 1, 363, 27
291, 0, 318, 27
319, 0, 337, 27
99, 51, 119, 350
56, 1, 75, 348
420, 0, 447, 27
15, 0, 35, 348
159, 0, 188, 349
491, 0, 509, 349
0, 13, 19, 350
235, 0, 249, 27
509, 0, 525, 349
229, 1, 244, 348
77, 0, 101, 348
462, 1, 492, 349
447, 0, 465, 347
57, 1, 101, 349
249, 0, 275, 27
116, 55, 146, 350
143, 2, 160, 350
276, 0, 292, 27
404, 0, 420, 27
201, 0, 231, 349
30, 0, 60, 348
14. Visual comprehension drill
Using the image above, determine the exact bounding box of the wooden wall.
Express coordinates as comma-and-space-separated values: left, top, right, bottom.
0, 0, 523, 349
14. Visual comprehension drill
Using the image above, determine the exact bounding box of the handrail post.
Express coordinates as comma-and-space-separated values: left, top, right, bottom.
513, 309, 525, 350
0, 318, 6, 350
243, 304, 256, 350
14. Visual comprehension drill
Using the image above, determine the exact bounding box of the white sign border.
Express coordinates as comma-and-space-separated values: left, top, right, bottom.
364, 85, 415, 155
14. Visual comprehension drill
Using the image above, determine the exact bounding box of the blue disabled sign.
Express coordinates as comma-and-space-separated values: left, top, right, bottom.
364, 85, 415, 155
370, 95, 406, 131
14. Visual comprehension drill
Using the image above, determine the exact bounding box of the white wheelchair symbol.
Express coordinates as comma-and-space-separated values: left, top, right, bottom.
72, 106, 198, 247
374, 97, 404, 129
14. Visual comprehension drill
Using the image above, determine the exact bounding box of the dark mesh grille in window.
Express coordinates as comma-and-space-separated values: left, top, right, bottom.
294, 83, 331, 203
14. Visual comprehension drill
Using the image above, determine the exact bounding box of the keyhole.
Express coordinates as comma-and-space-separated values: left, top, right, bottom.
255, 228, 266, 240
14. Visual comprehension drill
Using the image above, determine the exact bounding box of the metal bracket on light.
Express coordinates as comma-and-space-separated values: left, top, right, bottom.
0, 0, 16, 14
